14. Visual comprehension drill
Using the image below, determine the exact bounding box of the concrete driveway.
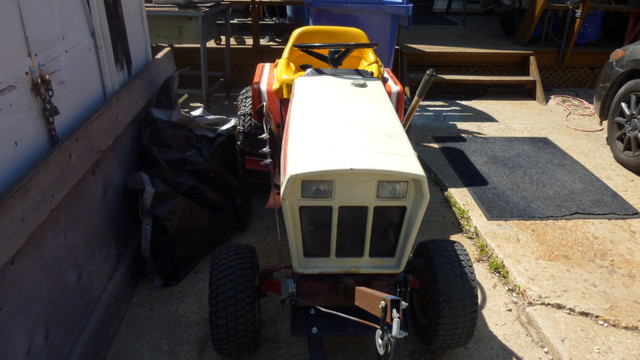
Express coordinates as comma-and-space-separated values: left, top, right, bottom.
411, 88, 640, 359
106, 89, 640, 360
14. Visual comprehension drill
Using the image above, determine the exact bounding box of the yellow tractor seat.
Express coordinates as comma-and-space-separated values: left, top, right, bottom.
273, 26, 383, 99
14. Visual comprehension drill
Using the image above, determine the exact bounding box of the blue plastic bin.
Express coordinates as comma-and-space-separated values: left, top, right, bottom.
304, 0, 412, 68
287, 5, 310, 25
575, 11, 604, 45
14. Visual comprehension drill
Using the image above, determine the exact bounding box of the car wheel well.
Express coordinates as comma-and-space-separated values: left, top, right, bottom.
602, 70, 640, 120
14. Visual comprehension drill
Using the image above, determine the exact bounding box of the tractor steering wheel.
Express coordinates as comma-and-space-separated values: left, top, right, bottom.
293, 42, 377, 69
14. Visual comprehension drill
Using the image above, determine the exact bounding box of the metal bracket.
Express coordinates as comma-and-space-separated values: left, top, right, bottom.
354, 287, 407, 358
354, 287, 403, 324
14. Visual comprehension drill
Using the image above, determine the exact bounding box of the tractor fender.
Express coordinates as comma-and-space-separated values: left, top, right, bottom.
251, 63, 289, 135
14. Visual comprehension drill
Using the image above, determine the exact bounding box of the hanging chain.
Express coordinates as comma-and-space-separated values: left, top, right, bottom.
30, 63, 60, 145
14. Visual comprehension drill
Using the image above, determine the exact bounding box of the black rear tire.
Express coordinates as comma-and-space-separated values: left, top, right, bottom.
409, 239, 478, 350
209, 243, 260, 358
237, 86, 265, 155
236, 86, 273, 188
607, 79, 640, 172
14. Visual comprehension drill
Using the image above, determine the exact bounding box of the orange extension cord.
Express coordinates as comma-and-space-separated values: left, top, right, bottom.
550, 94, 604, 132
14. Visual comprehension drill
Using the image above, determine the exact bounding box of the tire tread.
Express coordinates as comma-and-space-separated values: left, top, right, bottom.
237, 86, 265, 155
209, 243, 260, 358
411, 239, 478, 349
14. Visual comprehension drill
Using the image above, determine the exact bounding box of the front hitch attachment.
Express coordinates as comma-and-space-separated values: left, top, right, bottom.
402, 68, 437, 131
354, 287, 407, 359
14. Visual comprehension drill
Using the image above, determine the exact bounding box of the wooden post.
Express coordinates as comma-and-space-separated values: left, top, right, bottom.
561, 0, 592, 67
529, 55, 546, 105
251, 0, 260, 61
515, 0, 548, 45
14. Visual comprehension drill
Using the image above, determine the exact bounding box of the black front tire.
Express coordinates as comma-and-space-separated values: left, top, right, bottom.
209, 243, 261, 358
409, 239, 478, 350
607, 79, 640, 172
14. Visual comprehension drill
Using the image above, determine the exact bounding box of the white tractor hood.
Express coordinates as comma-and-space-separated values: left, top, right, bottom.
282, 73, 424, 180
279, 72, 429, 274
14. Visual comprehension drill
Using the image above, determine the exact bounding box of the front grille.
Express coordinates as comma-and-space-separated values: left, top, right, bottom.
336, 206, 367, 257
370, 206, 406, 257
300, 205, 406, 258
300, 206, 332, 257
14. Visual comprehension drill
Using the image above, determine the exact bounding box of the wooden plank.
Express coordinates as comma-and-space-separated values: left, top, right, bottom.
528, 55, 546, 105
547, 3, 639, 11
515, 0, 548, 45
0, 119, 142, 359
404, 48, 608, 69
533, 50, 608, 68
0, 47, 175, 269
404, 49, 534, 67
561, 0, 592, 67
403, 46, 534, 56
147, 14, 218, 44
66, 238, 140, 360
589, 4, 640, 12
434, 74, 537, 84
545, 4, 571, 10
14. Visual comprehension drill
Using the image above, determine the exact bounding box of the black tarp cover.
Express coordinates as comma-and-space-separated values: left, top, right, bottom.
129, 109, 250, 286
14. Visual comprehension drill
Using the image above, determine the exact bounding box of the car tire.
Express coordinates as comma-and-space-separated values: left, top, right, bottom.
209, 243, 261, 358
408, 239, 478, 350
607, 79, 640, 172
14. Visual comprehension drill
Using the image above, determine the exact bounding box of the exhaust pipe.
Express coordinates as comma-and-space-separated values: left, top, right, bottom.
402, 68, 437, 131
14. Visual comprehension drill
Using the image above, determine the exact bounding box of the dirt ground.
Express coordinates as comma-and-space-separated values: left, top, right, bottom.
106, 88, 640, 360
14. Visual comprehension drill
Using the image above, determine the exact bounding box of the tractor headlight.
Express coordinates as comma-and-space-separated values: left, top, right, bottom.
302, 180, 333, 198
377, 181, 408, 199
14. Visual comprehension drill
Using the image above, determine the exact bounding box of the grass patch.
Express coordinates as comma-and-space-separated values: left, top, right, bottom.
421, 160, 520, 293
445, 190, 520, 292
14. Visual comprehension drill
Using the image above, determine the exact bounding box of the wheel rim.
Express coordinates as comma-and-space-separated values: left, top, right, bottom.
612, 92, 640, 157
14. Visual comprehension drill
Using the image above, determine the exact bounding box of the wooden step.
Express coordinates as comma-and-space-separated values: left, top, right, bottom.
433, 74, 537, 85
403, 49, 536, 67
401, 53, 546, 105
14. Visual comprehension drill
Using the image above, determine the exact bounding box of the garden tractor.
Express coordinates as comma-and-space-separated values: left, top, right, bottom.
208, 25, 478, 359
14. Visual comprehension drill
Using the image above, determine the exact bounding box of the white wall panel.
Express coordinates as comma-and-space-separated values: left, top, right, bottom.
0, 0, 152, 196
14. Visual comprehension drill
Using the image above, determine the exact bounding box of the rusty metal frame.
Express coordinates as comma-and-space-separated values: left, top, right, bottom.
354, 286, 403, 325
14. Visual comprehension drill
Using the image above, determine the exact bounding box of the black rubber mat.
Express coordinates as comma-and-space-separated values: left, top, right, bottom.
432, 136, 639, 220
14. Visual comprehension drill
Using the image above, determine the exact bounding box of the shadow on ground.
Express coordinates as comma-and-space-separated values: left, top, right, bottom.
411, 98, 496, 191
107, 179, 524, 360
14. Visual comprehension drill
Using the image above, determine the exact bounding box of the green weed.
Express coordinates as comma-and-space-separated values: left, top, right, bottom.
443, 181, 518, 290
423, 161, 521, 293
